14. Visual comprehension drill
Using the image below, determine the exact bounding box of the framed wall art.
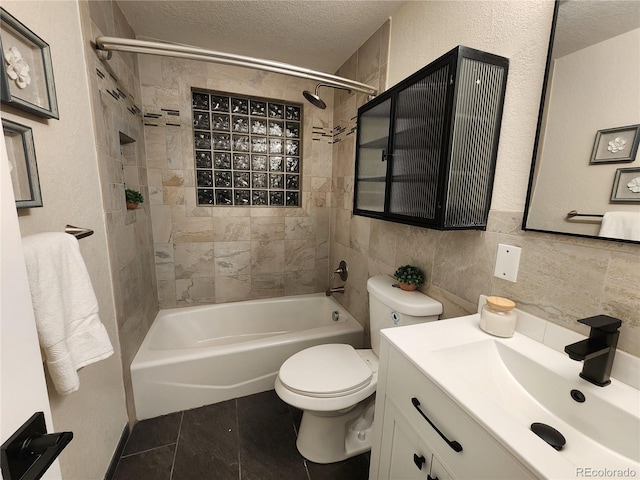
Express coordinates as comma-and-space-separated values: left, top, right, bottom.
0, 7, 58, 119
2, 118, 42, 208
610, 167, 640, 203
590, 124, 640, 164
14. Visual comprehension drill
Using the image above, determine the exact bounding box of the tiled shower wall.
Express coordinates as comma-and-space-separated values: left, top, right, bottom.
82, 0, 158, 422
330, 12, 640, 356
139, 57, 334, 307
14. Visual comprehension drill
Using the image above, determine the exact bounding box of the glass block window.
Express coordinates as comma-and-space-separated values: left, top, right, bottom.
193, 89, 302, 206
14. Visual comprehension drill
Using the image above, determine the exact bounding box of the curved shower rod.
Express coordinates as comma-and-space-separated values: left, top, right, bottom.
94, 37, 378, 96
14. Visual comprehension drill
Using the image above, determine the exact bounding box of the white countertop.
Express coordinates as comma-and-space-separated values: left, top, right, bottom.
381, 314, 640, 480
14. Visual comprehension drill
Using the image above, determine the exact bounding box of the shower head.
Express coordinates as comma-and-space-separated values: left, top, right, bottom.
303, 85, 327, 109
302, 83, 352, 109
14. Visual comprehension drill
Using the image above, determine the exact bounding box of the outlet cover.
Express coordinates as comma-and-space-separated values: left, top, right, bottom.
494, 244, 521, 282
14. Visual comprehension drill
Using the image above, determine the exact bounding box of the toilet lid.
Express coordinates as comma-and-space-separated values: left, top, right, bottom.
279, 344, 373, 398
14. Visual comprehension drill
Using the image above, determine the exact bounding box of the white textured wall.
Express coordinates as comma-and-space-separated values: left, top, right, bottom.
388, 0, 555, 213
528, 29, 640, 235
3, 1, 128, 478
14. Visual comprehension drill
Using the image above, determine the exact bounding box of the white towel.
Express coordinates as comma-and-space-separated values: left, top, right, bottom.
22, 232, 113, 395
599, 211, 640, 242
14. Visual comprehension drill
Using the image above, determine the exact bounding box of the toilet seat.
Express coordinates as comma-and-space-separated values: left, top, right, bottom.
275, 345, 378, 412
279, 344, 373, 398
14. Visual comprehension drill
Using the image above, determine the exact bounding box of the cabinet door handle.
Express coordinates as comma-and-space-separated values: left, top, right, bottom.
413, 453, 426, 470
381, 150, 387, 162
411, 397, 463, 452
428, 475, 439, 480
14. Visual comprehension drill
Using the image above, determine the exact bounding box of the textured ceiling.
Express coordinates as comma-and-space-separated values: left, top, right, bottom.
117, 0, 404, 73
553, 0, 640, 58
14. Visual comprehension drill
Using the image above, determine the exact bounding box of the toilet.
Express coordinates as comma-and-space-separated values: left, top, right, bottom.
274, 275, 443, 463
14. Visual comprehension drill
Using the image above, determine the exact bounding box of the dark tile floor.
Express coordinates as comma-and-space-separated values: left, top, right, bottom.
112, 390, 370, 480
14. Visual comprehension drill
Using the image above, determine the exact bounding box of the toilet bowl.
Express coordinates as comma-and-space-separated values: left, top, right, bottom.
275, 275, 443, 464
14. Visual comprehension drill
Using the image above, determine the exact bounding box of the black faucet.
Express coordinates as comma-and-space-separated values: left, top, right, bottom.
564, 315, 622, 387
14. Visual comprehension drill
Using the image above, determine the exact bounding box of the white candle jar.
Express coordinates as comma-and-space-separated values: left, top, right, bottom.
480, 296, 517, 337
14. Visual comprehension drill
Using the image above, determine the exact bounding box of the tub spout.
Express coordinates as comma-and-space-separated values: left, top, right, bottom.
325, 286, 345, 296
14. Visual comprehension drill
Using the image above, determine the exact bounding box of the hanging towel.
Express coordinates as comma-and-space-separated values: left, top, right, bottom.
22, 232, 113, 395
599, 211, 640, 242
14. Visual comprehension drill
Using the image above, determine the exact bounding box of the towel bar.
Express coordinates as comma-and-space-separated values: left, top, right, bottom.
64, 225, 93, 239
566, 210, 603, 219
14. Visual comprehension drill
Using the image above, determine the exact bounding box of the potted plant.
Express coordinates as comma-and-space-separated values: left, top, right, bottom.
125, 188, 144, 210
393, 265, 425, 291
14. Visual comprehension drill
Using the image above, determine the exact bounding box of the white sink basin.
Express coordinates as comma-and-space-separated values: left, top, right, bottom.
431, 338, 640, 462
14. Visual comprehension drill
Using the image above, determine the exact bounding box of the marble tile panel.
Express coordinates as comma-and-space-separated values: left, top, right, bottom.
213, 217, 251, 242
427, 285, 477, 319
148, 168, 163, 187
163, 186, 184, 205
487, 210, 525, 235
149, 186, 164, 205
284, 270, 316, 296
431, 230, 499, 305
162, 170, 184, 186
170, 208, 213, 242
349, 215, 370, 255
251, 273, 285, 299
215, 275, 252, 303
356, 25, 382, 84
157, 279, 177, 308
369, 219, 397, 264
315, 259, 330, 291
251, 240, 284, 274
176, 277, 216, 305
335, 208, 352, 247
490, 236, 609, 329
250, 217, 285, 240
165, 128, 183, 170
214, 242, 251, 276
315, 207, 331, 241
144, 126, 168, 169
394, 224, 436, 283
174, 242, 215, 279
284, 239, 315, 272
284, 216, 315, 240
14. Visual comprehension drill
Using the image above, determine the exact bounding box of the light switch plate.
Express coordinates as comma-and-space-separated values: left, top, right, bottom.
494, 244, 521, 282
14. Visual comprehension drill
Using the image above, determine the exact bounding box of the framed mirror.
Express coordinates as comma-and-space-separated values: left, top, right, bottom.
523, 0, 640, 243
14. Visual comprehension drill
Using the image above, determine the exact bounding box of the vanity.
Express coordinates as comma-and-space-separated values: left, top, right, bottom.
369, 307, 640, 479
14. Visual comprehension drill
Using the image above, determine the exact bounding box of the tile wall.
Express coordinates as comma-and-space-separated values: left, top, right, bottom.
82, 0, 158, 422
329, 20, 640, 356
139, 58, 334, 307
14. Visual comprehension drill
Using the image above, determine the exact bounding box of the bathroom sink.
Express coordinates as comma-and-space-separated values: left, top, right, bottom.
431, 338, 640, 463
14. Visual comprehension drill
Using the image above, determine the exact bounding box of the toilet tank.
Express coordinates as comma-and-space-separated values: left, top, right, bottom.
367, 275, 443, 356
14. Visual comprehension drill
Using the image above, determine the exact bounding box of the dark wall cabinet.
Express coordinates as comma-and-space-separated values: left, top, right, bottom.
354, 46, 509, 230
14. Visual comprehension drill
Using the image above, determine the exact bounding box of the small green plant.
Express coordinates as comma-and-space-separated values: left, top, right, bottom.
393, 265, 425, 287
125, 188, 144, 204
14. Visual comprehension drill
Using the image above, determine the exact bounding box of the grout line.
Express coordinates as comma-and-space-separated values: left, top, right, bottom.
303, 458, 312, 480
169, 411, 184, 480
120, 443, 176, 458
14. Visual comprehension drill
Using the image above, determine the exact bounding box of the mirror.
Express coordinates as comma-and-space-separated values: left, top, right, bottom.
523, 0, 640, 243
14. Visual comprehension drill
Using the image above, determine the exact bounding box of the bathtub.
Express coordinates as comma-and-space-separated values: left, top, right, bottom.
131, 293, 363, 419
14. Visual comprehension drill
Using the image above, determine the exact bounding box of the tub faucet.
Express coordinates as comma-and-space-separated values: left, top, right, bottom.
325, 286, 345, 296
564, 315, 621, 387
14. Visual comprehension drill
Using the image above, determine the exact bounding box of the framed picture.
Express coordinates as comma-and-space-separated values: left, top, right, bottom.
2, 118, 42, 208
0, 7, 58, 119
610, 167, 640, 203
589, 124, 640, 164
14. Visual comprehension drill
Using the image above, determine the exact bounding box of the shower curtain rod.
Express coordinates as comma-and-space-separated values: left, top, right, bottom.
94, 37, 378, 96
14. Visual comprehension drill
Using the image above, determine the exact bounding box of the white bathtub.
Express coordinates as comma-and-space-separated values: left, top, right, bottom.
131, 293, 363, 419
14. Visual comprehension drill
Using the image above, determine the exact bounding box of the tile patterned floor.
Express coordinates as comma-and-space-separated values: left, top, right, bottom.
112, 390, 370, 480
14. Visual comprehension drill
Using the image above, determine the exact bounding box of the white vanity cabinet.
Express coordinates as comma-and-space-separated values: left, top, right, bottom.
370, 339, 536, 480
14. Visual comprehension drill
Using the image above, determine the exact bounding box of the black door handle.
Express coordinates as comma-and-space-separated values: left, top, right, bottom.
413, 453, 426, 470
411, 397, 462, 452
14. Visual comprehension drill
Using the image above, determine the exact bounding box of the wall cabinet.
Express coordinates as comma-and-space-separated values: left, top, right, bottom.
370, 340, 536, 479
354, 46, 509, 230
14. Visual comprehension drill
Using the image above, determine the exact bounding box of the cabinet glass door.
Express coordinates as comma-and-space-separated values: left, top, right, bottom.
355, 97, 392, 213
389, 62, 451, 221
